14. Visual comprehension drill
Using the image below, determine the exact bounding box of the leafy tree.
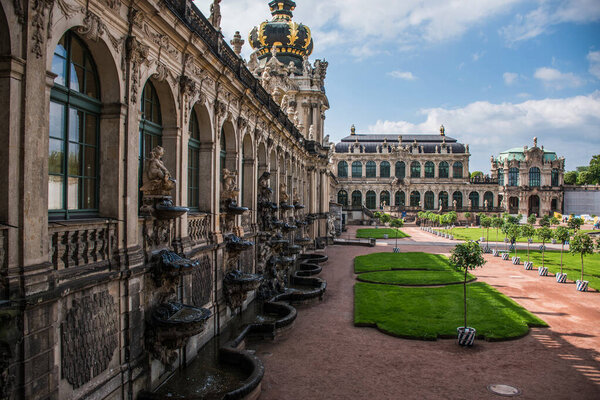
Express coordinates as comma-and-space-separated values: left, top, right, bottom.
588, 154, 600, 185
464, 212, 471, 225
505, 224, 522, 257
450, 241, 486, 329
470, 171, 483, 179
501, 222, 512, 251
536, 227, 553, 268
550, 216, 560, 227
527, 214, 537, 225
505, 214, 521, 225
390, 217, 404, 248
491, 217, 504, 251
539, 215, 551, 227
554, 226, 571, 274
569, 232, 595, 281
568, 217, 583, 232
380, 213, 392, 225
521, 224, 536, 262
480, 216, 492, 247
576, 170, 592, 185
564, 171, 578, 185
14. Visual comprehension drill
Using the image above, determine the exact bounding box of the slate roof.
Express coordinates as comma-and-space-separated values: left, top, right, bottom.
335, 134, 465, 154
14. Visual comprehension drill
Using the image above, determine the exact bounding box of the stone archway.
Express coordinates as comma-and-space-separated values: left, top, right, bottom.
528, 195, 540, 217
509, 196, 519, 214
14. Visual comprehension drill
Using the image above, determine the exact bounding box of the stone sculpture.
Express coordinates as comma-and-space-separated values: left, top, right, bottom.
209, 0, 222, 30
140, 146, 175, 196
280, 182, 289, 203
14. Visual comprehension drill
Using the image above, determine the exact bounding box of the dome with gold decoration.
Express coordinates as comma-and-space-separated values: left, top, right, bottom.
249, 0, 313, 68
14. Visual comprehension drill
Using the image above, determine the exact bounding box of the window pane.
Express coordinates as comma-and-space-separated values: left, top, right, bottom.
68, 143, 80, 175
52, 55, 67, 86
49, 102, 65, 139
49, 138, 64, 174
67, 177, 79, 210
69, 108, 82, 142
70, 39, 85, 67
83, 145, 96, 177
82, 178, 96, 209
69, 63, 83, 92
48, 175, 64, 210
85, 69, 98, 99
84, 114, 97, 145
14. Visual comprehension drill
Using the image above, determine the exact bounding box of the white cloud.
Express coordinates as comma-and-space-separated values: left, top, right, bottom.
503, 72, 519, 85
367, 91, 600, 171
501, 0, 600, 44
472, 51, 485, 61
534, 67, 584, 89
588, 50, 600, 79
388, 70, 417, 80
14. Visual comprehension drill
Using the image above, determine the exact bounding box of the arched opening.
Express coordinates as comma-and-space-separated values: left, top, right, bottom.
337, 190, 348, 206
424, 191, 434, 210
551, 198, 558, 212
395, 161, 405, 179
241, 134, 254, 208
551, 169, 559, 186
424, 162, 435, 178
366, 190, 376, 209
484, 191, 494, 210
509, 196, 519, 214
49, 31, 101, 219
452, 162, 463, 179
380, 191, 390, 208
337, 160, 348, 178
529, 167, 540, 187
366, 161, 376, 178
452, 191, 463, 209
257, 142, 268, 177
395, 190, 405, 207
410, 161, 421, 178
439, 161, 449, 178
352, 161, 362, 178
469, 191, 479, 210
528, 195, 540, 216
439, 191, 449, 210
497, 168, 504, 186
188, 103, 212, 211
220, 120, 237, 175
508, 167, 519, 186
187, 108, 200, 210
351, 190, 362, 207
380, 161, 390, 178
410, 191, 420, 207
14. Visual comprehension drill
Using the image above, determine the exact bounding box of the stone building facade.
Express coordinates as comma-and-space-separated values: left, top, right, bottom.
0, 0, 331, 398
331, 126, 501, 220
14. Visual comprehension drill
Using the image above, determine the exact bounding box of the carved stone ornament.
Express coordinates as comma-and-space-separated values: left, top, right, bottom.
61, 290, 118, 388
126, 36, 149, 104
76, 10, 105, 42
140, 146, 176, 196
192, 255, 212, 307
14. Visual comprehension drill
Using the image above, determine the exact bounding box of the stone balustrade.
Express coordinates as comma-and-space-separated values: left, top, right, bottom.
188, 213, 211, 244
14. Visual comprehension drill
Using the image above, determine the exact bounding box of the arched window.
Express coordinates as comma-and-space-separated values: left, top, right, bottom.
439, 161, 449, 178
395, 161, 405, 178
424, 162, 435, 178
366, 161, 376, 178
337, 190, 348, 206
551, 169, 559, 186
395, 190, 405, 206
529, 167, 540, 187
366, 190, 376, 209
439, 191, 448, 209
469, 192, 479, 210
338, 161, 348, 178
424, 191, 434, 210
508, 167, 519, 186
351, 190, 362, 207
352, 161, 362, 178
140, 81, 163, 210
452, 162, 463, 178
410, 191, 420, 207
498, 168, 504, 186
410, 161, 421, 178
219, 130, 226, 178
453, 191, 463, 209
188, 110, 200, 210
380, 161, 390, 178
484, 191, 494, 210
49, 31, 101, 218
380, 191, 390, 207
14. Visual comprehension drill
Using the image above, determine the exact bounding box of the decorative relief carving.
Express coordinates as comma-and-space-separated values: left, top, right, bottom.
61, 290, 118, 388
105, 0, 121, 11
76, 10, 105, 42
126, 36, 149, 104
192, 255, 212, 307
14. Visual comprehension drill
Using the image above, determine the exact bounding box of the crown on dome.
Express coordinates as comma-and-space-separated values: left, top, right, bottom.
249, 0, 314, 68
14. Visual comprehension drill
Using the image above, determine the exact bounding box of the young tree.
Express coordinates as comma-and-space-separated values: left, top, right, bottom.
536, 226, 553, 268
568, 217, 583, 232
501, 222, 512, 252
521, 224, 536, 263
569, 232, 595, 282
492, 216, 504, 251
527, 214, 537, 225
505, 214, 520, 225
554, 226, 570, 274
450, 242, 486, 331
390, 217, 404, 248
481, 216, 492, 247
550, 216, 560, 227
447, 211, 458, 234
539, 215, 551, 227
464, 212, 471, 226
380, 213, 391, 226
506, 224, 522, 257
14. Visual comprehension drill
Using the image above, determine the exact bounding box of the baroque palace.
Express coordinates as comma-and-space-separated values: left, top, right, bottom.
0, 0, 333, 398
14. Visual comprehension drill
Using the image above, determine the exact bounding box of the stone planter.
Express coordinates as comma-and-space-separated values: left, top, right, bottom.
538, 267, 549, 276
449, 235, 454, 240
501, 253, 509, 260
512, 256, 521, 265
383, 234, 389, 239
457, 327, 476, 346
551, 239, 557, 244
556, 272, 567, 283
576, 280, 589, 292
480, 237, 485, 242
524, 261, 533, 270
509, 244, 515, 252
393, 247, 400, 253
493, 249, 499, 257
539, 245, 546, 252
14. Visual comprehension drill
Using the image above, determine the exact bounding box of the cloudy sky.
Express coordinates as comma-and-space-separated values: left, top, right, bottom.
194, 0, 600, 173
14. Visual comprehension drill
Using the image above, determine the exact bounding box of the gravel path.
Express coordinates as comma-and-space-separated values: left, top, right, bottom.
252, 226, 600, 400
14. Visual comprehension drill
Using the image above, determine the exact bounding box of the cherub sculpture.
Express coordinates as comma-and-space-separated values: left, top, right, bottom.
140, 146, 175, 195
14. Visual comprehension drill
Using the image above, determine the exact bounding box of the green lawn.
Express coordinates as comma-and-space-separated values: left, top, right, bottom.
434, 227, 596, 243
356, 228, 410, 239
354, 282, 547, 340
357, 270, 475, 286
354, 252, 451, 273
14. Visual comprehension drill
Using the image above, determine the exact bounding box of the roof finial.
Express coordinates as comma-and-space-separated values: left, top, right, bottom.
440, 124, 445, 136
350, 124, 356, 135
533, 137, 537, 147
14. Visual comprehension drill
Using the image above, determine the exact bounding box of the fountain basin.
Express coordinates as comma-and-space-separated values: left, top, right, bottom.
282, 223, 297, 232
286, 245, 302, 255
295, 237, 312, 245
154, 250, 199, 276
279, 202, 295, 211
293, 203, 305, 210
224, 270, 263, 309
298, 253, 328, 264
154, 203, 189, 220
226, 235, 255, 252
296, 262, 322, 276
227, 202, 249, 215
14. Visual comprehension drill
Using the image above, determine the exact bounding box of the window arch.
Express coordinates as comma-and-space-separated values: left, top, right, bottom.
366, 190, 376, 209
439, 161, 449, 178
380, 190, 390, 207
529, 167, 540, 187
351, 190, 362, 207
410, 161, 421, 178
452, 191, 463, 208
551, 168, 559, 186
469, 191, 479, 210
366, 161, 376, 178
380, 161, 390, 178
352, 161, 362, 178
337, 190, 348, 206
188, 109, 200, 210
498, 168, 504, 186
395, 190, 405, 206
424, 162, 435, 178
338, 161, 348, 178
424, 191, 434, 210
484, 191, 494, 210
410, 191, 420, 207
508, 167, 519, 186
395, 161, 405, 178
452, 162, 463, 178
439, 191, 448, 209
49, 31, 101, 218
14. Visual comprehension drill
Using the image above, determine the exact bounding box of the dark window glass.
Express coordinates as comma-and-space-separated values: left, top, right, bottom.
351, 190, 362, 207
395, 161, 405, 178
139, 81, 163, 208
509, 167, 519, 186
469, 192, 479, 209
338, 161, 348, 178
380, 162, 390, 178
337, 190, 348, 206
424, 191, 434, 209
425, 162, 434, 178
188, 111, 200, 210
380, 191, 390, 207
410, 191, 420, 207
352, 161, 362, 178
453, 191, 463, 208
498, 168, 504, 186
366, 191, 376, 209
395, 191, 405, 206
453, 162, 463, 178
484, 191, 494, 210
529, 167, 540, 187
439, 191, 448, 209
410, 161, 421, 178
439, 161, 449, 178
551, 169, 559, 186
366, 161, 376, 178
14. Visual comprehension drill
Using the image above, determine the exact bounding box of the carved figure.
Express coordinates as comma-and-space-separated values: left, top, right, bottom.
484, 199, 489, 209
453, 199, 457, 209
247, 52, 259, 73
140, 146, 175, 195
280, 94, 289, 112
280, 182, 289, 203
209, 0, 222, 30
308, 125, 314, 140
221, 168, 239, 201
293, 187, 300, 204
323, 134, 330, 145
302, 54, 312, 76
327, 214, 336, 237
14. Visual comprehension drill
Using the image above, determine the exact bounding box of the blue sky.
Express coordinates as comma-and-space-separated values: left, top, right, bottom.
195, 0, 600, 173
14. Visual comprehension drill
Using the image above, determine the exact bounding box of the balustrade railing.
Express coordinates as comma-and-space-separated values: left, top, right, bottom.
188, 213, 211, 244
48, 220, 117, 270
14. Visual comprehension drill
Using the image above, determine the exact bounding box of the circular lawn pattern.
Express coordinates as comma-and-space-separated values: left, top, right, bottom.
357, 270, 476, 286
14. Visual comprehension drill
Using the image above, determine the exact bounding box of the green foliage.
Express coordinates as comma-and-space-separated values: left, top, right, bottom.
576, 170, 592, 185
550, 216, 560, 226
564, 170, 578, 184
554, 226, 570, 244
539, 215, 551, 227
527, 214, 537, 225
588, 154, 600, 185
568, 217, 583, 232
354, 252, 451, 273
504, 214, 520, 225
390, 218, 404, 228
480, 216, 492, 229
491, 217, 504, 229
536, 226, 553, 243
570, 232, 595, 281
521, 224, 535, 239
450, 241, 486, 272
379, 213, 392, 224
356, 228, 409, 239
470, 171, 483, 178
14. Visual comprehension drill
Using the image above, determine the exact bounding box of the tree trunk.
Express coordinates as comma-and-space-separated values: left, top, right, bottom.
527, 240, 530, 262
542, 241, 545, 268
560, 243, 564, 274
495, 229, 499, 251
464, 268, 468, 328
581, 254, 584, 281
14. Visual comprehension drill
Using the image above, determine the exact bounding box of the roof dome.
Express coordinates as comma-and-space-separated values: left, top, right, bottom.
249, 0, 313, 68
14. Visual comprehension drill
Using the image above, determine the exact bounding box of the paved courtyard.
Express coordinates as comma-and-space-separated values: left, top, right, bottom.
254, 226, 600, 400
